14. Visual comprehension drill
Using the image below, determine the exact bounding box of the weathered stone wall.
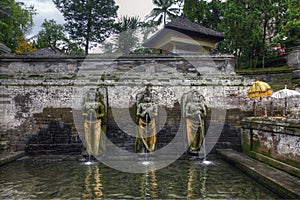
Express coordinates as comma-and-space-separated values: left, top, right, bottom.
241, 117, 300, 177
1, 54, 254, 154
288, 47, 300, 87
236, 70, 293, 89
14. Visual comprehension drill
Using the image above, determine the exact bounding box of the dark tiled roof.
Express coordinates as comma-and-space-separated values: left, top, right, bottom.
165, 17, 224, 39
0, 43, 11, 54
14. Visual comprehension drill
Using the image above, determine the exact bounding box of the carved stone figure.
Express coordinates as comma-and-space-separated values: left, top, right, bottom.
82, 91, 106, 156
184, 92, 206, 153
135, 89, 158, 152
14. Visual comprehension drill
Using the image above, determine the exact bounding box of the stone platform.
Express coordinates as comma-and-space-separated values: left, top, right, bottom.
0, 151, 24, 166
217, 148, 300, 199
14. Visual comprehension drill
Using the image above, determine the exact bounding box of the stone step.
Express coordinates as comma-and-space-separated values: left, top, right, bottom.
25, 144, 83, 155
217, 149, 300, 199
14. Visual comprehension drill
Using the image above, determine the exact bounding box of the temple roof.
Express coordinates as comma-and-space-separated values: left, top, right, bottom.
143, 17, 224, 52
165, 17, 224, 40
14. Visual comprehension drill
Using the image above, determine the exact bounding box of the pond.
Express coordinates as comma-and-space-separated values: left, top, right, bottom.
0, 156, 280, 199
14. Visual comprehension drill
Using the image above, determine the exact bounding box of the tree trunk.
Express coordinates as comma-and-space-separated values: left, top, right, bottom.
85, 39, 89, 55
262, 20, 267, 68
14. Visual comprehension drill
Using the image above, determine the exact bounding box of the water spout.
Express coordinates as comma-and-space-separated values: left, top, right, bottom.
142, 113, 152, 166
198, 114, 214, 166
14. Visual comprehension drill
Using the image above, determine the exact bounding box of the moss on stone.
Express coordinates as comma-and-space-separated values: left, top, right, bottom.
0, 74, 13, 79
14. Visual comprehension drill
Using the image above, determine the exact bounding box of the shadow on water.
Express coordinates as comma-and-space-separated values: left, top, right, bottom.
0, 156, 281, 199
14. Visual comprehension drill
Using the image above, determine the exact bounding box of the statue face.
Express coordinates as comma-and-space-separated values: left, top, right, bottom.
144, 96, 151, 102
87, 92, 96, 101
192, 94, 200, 103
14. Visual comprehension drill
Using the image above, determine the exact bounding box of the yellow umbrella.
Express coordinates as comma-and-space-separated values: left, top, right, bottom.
248, 80, 273, 98
248, 80, 273, 116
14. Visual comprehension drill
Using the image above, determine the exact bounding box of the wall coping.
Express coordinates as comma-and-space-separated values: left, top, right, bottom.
241, 117, 300, 136
0, 53, 235, 62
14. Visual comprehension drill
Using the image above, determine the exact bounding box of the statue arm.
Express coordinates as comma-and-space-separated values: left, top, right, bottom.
137, 104, 143, 117
185, 103, 193, 117
200, 103, 207, 117
82, 102, 88, 116
152, 104, 158, 117
96, 103, 105, 119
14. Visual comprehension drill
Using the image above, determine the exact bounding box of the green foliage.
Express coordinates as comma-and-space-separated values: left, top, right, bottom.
183, 0, 225, 31
235, 66, 293, 73
218, 0, 291, 68
53, 0, 119, 55
0, 0, 36, 52
147, 0, 181, 25
183, 0, 298, 69
35, 19, 84, 54
280, 0, 300, 48
219, 0, 263, 68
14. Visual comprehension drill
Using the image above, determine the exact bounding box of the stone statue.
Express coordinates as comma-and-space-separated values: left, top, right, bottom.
185, 92, 206, 153
135, 89, 158, 152
82, 91, 106, 156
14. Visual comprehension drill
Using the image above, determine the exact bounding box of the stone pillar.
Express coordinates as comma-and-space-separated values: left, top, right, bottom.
287, 46, 300, 88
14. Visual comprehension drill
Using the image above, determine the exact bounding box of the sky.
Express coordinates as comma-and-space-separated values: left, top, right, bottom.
21, 0, 155, 37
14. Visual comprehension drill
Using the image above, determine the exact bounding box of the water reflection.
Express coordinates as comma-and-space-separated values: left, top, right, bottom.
187, 164, 208, 199
0, 157, 280, 199
82, 164, 103, 199
141, 171, 158, 199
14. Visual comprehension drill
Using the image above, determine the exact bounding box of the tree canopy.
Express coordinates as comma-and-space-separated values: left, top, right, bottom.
0, 0, 35, 52
53, 0, 119, 55
183, 0, 224, 31
184, 0, 300, 68
35, 19, 84, 54
147, 0, 181, 25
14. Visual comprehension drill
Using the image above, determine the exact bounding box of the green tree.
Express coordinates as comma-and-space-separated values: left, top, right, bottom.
0, 0, 35, 52
35, 19, 84, 54
219, 0, 263, 68
183, 0, 297, 68
147, 0, 180, 25
53, 0, 119, 55
183, 0, 225, 31
255, 0, 286, 68
280, 0, 300, 48
220, 0, 291, 68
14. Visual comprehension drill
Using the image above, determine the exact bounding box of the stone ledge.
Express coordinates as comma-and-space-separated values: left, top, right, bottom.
254, 151, 300, 178
241, 117, 300, 136
0, 151, 24, 166
217, 148, 300, 199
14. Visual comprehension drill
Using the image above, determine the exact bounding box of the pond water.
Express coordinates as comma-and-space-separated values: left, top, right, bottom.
0, 156, 280, 199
